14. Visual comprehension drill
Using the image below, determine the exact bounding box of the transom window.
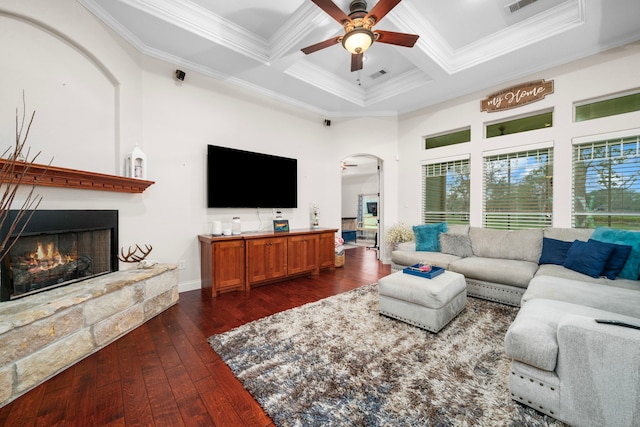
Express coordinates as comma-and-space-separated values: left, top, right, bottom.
421, 158, 470, 224
575, 91, 640, 122
573, 135, 640, 229
483, 147, 553, 229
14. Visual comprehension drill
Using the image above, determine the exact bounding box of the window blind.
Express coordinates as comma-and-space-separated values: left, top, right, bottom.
573, 135, 640, 229
483, 148, 553, 229
421, 159, 470, 224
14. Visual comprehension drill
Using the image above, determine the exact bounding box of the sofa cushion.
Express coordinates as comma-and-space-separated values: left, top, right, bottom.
449, 257, 538, 288
535, 264, 640, 291
391, 250, 461, 270
522, 275, 640, 318
539, 237, 573, 265
469, 227, 543, 263
543, 227, 593, 242
504, 298, 638, 372
439, 233, 473, 257
589, 239, 632, 280
591, 227, 640, 280
563, 240, 614, 278
413, 222, 447, 251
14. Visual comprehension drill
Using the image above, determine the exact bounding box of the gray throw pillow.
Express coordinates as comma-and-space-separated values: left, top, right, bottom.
440, 233, 473, 257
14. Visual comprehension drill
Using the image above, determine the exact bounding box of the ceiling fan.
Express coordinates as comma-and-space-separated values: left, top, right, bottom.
341, 160, 358, 170
301, 0, 419, 72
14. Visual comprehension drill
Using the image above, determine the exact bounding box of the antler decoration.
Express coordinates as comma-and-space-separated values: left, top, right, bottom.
118, 244, 153, 263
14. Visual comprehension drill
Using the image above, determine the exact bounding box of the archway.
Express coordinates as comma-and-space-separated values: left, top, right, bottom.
340, 154, 382, 258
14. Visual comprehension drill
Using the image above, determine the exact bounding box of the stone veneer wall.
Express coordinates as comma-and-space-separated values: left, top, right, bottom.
0, 264, 179, 407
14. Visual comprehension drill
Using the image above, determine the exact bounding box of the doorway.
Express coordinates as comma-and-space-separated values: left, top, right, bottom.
340, 155, 382, 257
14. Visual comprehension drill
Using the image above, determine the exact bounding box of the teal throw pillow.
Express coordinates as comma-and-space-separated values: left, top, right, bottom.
413, 222, 447, 252
563, 240, 613, 278
590, 227, 640, 280
588, 239, 632, 280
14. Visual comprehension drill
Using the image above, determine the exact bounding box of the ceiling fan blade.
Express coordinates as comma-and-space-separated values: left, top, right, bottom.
375, 30, 419, 47
351, 53, 364, 72
301, 36, 341, 55
365, 0, 402, 24
311, 0, 352, 25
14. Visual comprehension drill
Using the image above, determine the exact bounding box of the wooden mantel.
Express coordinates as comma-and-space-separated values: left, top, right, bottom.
0, 159, 154, 193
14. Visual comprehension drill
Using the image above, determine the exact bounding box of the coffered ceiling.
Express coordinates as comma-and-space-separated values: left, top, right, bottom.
79, 0, 640, 117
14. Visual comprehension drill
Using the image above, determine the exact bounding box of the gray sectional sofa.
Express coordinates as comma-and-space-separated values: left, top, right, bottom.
390, 225, 640, 306
390, 224, 640, 426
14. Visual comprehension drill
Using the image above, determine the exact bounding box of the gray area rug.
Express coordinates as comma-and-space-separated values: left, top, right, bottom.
208, 284, 563, 426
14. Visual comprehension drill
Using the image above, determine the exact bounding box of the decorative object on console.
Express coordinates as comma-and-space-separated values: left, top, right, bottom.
232, 217, 241, 235
211, 220, 222, 236
126, 145, 147, 179
273, 219, 289, 232
311, 203, 319, 229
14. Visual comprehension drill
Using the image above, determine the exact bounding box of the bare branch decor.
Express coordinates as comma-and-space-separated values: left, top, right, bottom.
0, 94, 48, 261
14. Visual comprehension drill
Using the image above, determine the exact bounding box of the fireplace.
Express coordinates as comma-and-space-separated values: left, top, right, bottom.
1, 210, 118, 301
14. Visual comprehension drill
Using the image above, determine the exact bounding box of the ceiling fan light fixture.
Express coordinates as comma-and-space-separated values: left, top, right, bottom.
342, 27, 374, 54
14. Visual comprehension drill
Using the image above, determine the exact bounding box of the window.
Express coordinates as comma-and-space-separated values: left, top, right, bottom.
422, 158, 470, 224
486, 111, 553, 138
575, 91, 640, 122
424, 128, 471, 149
573, 135, 640, 229
483, 146, 553, 229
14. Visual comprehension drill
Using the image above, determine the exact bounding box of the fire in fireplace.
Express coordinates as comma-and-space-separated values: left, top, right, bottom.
1, 210, 118, 301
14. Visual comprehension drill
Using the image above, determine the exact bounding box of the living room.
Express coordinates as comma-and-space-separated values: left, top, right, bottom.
1, 0, 640, 425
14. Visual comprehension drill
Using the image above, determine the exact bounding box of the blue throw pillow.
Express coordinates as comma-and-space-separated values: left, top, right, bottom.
591, 227, 640, 280
539, 237, 573, 265
588, 239, 632, 280
413, 222, 447, 252
563, 240, 614, 278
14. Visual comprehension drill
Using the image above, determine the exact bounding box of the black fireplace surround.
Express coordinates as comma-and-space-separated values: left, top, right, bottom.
0, 210, 118, 301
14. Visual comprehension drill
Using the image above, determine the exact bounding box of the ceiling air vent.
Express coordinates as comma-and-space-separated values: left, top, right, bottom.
505, 0, 538, 13
369, 69, 388, 79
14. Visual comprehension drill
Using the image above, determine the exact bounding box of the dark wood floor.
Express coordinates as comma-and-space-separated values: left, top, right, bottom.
0, 246, 390, 426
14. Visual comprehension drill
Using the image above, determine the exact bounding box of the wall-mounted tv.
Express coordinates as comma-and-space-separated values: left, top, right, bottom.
207, 145, 297, 208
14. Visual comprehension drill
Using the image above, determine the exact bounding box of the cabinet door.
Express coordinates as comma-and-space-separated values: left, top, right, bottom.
318, 231, 335, 269
247, 237, 287, 284
213, 240, 245, 294
287, 234, 319, 275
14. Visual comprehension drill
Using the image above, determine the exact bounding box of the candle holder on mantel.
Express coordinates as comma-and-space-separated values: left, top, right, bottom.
126, 145, 147, 179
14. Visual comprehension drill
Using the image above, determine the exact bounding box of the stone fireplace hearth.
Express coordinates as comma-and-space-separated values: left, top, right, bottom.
0, 264, 178, 407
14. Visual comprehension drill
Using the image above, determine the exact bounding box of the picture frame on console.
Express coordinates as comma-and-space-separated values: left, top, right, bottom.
273, 220, 289, 232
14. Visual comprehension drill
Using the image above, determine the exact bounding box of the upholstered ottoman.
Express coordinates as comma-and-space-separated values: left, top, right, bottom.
378, 270, 467, 333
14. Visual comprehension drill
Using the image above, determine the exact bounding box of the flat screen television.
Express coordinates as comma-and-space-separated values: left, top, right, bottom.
207, 145, 297, 208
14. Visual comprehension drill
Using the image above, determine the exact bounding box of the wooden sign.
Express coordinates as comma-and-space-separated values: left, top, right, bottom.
481, 79, 554, 112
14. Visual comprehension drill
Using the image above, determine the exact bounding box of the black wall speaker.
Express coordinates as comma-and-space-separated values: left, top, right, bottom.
175, 70, 186, 81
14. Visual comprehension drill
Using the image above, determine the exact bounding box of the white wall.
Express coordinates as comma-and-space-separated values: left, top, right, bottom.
397, 42, 640, 229
0, 0, 399, 291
